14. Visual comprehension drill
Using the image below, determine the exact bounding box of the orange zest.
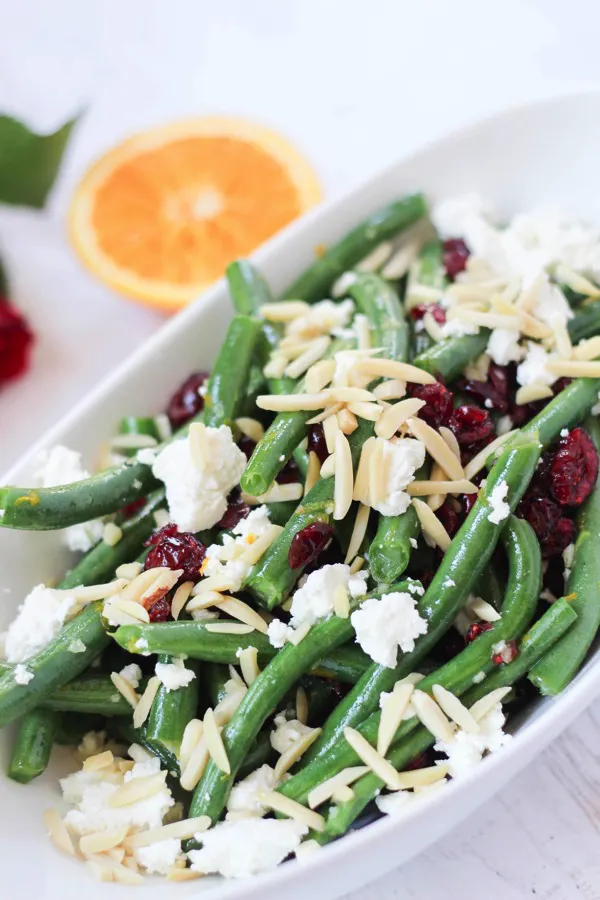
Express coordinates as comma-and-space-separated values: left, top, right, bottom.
69, 117, 322, 312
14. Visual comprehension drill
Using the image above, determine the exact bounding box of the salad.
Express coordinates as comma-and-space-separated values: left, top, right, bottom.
0, 191, 599, 882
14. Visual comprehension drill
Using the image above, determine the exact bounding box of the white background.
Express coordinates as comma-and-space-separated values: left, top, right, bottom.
1, 1, 600, 897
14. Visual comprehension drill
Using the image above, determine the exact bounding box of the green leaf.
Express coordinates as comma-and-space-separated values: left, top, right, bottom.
0, 113, 79, 209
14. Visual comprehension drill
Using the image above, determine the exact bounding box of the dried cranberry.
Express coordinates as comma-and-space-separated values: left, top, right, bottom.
436, 500, 461, 537
277, 457, 301, 484
449, 405, 495, 448
540, 516, 576, 558
409, 303, 446, 324
492, 639, 518, 665
517, 496, 561, 542
166, 371, 209, 429
121, 497, 147, 519
408, 382, 454, 429
238, 435, 257, 460
288, 521, 335, 569
147, 595, 171, 622
0, 302, 34, 387
144, 524, 206, 581
307, 424, 329, 465
466, 621, 494, 644
458, 363, 510, 414
404, 750, 433, 771
217, 491, 251, 530
548, 427, 599, 507
442, 238, 470, 279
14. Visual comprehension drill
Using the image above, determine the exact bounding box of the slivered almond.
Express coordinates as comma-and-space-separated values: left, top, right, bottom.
180, 735, 209, 791
423, 311, 445, 343
381, 239, 420, 279
468, 596, 501, 622
320, 453, 336, 478
464, 430, 517, 480
343, 727, 402, 790
375, 398, 425, 440
412, 499, 452, 551
405, 282, 444, 310
133, 676, 161, 728
191, 575, 237, 595
439, 425, 461, 460
80, 825, 130, 855
288, 623, 311, 645
110, 672, 140, 708
125, 816, 210, 848
109, 773, 167, 807
323, 410, 341, 453
425, 461, 447, 512
115, 562, 143, 580
235, 416, 265, 443
179, 719, 204, 772
44, 808, 76, 856
368, 438, 385, 507
256, 392, 333, 412
71, 578, 128, 603
469, 687, 511, 721
407, 478, 477, 496
255, 482, 303, 503
324, 386, 377, 404
432, 684, 479, 733
515, 382, 554, 405
203, 708, 230, 774
450, 309, 523, 330
205, 623, 255, 635
372, 378, 407, 401
573, 336, 600, 361
551, 317, 573, 359
338, 407, 358, 435
307, 766, 370, 809
274, 727, 322, 780
240, 524, 283, 565
296, 685, 308, 725
117, 567, 171, 604
189, 422, 209, 470
334, 430, 353, 521
355, 358, 436, 384
518, 310, 553, 340
304, 451, 321, 495
349, 556, 365, 574
237, 646, 260, 685
217, 597, 268, 634
305, 402, 345, 425
305, 359, 336, 393
333, 585, 350, 619
356, 240, 394, 273
355, 313, 372, 350
285, 335, 331, 379
171, 581, 194, 620
82, 750, 114, 772
259, 300, 310, 321
554, 263, 600, 298
344, 503, 370, 565
347, 401, 383, 421
395, 764, 449, 789
377, 683, 414, 756
353, 437, 375, 502
258, 791, 325, 832
411, 690, 455, 742
546, 360, 600, 377
406, 417, 463, 480
187, 589, 228, 611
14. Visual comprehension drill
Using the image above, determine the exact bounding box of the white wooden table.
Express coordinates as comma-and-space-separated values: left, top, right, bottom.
1, 2, 600, 896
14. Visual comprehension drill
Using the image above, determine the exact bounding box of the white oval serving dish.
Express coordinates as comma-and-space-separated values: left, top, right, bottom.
3, 91, 600, 900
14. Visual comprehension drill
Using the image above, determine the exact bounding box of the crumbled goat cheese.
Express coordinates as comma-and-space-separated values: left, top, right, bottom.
270, 714, 315, 754
136, 448, 158, 465
155, 661, 196, 691
496, 415, 514, 436
202, 505, 272, 591
560, 428, 570, 438
531, 275, 573, 328
375, 789, 414, 816
440, 318, 479, 339
442, 578, 456, 588
150, 425, 246, 532
405, 578, 425, 596
135, 638, 150, 653
434, 703, 510, 778
187, 817, 307, 879
516, 342, 559, 388
32, 445, 104, 552
486, 328, 524, 366
14, 664, 34, 685
119, 663, 142, 689
288, 298, 354, 340
226, 765, 277, 818
61, 756, 174, 836
135, 839, 183, 875
68, 639, 87, 654
563, 542, 575, 583
288, 564, 368, 631
351, 592, 428, 668
4, 584, 78, 663
487, 480, 510, 524
371, 438, 426, 517
472, 671, 486, 684
267, 618, 295, 649
409, 537, 418, 549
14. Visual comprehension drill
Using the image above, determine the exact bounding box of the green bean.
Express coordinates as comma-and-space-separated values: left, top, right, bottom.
348, 272, 410, 362
54, 713, 109, 746
187, 582, 409, 827
413, 330, 490, 382
528, 418, 600, 694
245, 419, 373, 608
7, 708, 60, 783
60, 490, 165, 589
567, 301, 600, 343
241, 337, 353, 498
238, 731, 274, 780
520, 376, 600, 447
113, 622, 370, 684
203, 314, 263, 428
281, 194, 428, 303
116, 723, 180, 776
204, 663, 233, 707
117, 417, 161, 456
146, 658, 200, 756
405, 241, 446, 356
227, 259, 273, 316
321, 596, 577, 841
40, 674, 136, 717
0, 603, 110, 727
280, 441, 542, 797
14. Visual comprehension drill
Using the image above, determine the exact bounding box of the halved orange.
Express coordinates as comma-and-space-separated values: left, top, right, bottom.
69, 117, 322, 311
